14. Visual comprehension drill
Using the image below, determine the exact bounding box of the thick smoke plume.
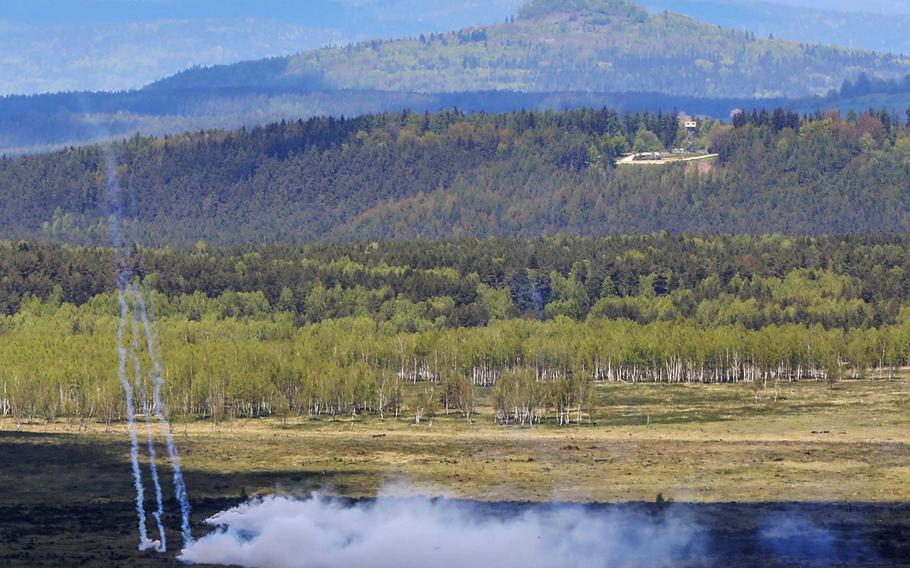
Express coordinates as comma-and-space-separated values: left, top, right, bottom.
179, 493, 706, 568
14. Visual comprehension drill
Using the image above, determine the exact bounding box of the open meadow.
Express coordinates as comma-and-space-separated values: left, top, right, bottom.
3, 377, 910, 566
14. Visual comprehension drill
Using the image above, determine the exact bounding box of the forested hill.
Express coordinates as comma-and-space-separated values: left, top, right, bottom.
5, 0, 910, 155
148, 0, 909, 99
2, 106, 910, 245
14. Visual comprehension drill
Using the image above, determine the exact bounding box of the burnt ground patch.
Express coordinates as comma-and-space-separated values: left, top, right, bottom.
0, 431, 343, 567
2, 430, 909, 567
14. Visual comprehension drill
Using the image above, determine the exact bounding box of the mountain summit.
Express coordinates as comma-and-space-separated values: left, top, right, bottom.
147, 0, 907, 99
3, 0, 910, 155
518, 0, 649, 21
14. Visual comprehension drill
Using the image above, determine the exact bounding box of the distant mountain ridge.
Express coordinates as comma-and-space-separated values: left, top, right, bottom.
3, 0, 910, 155
147, 0, 909, 99
0, 0, 524, 96
0, 88, 788, 156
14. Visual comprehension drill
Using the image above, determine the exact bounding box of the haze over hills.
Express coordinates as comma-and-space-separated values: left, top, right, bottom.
0, 18, 342, 96
4, 0, 910, 98
3, 0, 910, 155
150, 0, 909, 99
0, 0, 523, 96
642, 0, 910, 55
764, 0, 910, 14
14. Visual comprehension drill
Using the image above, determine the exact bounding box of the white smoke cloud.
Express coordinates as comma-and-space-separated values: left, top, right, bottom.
179, 492, 706, 568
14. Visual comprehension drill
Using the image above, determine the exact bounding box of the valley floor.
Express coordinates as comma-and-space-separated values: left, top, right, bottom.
2, 377, 910, 566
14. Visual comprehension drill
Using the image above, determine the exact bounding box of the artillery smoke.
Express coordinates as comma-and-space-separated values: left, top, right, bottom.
105, 148, 192, 551
132, 309, 167, 552
115, 287, 154, 550
179, 493, 706, 568
758, 513, 877, 564
106, 151, 157, 550
136, 290, 193, 546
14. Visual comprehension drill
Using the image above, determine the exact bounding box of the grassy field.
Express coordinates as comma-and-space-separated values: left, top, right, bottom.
2, 377, 910, 566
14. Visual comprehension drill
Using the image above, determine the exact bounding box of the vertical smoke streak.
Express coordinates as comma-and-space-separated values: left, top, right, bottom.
105, 148, 155, 551
135, 287, 194, 547
115, 286, 153, 551
104, 142, 193, 549
131, 299, 167, 552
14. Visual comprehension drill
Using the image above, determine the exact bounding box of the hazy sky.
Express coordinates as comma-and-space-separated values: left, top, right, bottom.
2, 0, 908, 25
0, 0, 523, 95
0, 0, 522, 26
2, 0, 909, 96
770, 0, 910, 14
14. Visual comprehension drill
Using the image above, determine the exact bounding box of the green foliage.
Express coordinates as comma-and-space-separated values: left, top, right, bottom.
151, 1, 908, 100
2, 298, 908, 427
4, 108, 910, 244
3, 234, 910, 330
2, 234, 910, 426
632, 128, 663, 152
518, 0, 649, 21
477, 283, 514, 321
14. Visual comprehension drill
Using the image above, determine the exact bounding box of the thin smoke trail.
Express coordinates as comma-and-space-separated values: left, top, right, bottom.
106, 148, 154, 551
131, 297, 167, 552
136, 268, 194, 547
117, 154, 194, 547
117, 286, 154, 550
104, 146, 191, 551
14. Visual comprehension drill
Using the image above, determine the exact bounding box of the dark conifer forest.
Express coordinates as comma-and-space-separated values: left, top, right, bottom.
2, 106, 909, 245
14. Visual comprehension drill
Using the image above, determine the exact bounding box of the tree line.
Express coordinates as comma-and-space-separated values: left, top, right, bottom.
3, 235, 910, 428
1, 299, 907, 429
3, 235, 910, 328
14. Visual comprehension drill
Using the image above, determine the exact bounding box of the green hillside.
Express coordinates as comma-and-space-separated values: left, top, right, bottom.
149, 0, 910, 99
2, 106, 910, 245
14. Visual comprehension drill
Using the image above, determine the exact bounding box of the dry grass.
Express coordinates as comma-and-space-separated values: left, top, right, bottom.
10, 376, 908, 504
3, 377, 910, 566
